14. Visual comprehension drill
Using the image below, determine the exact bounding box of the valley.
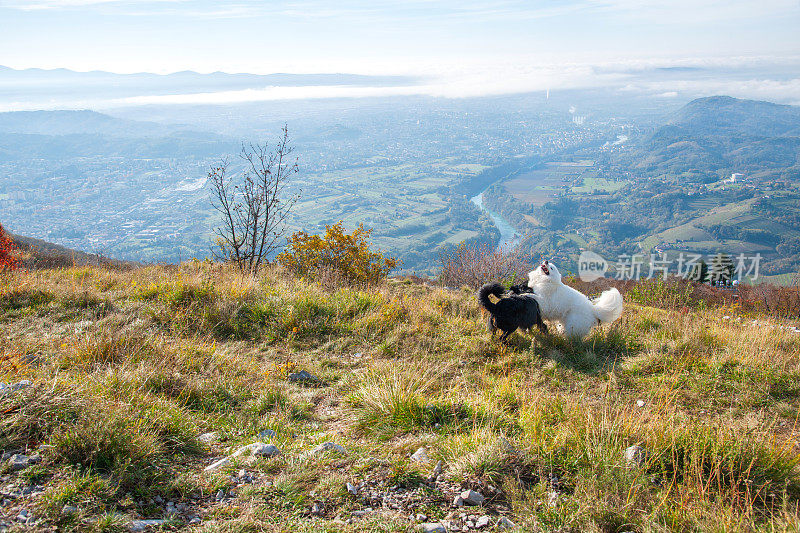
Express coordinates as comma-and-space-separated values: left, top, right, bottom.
2, 85, 800, 281
480, 97, 800, 280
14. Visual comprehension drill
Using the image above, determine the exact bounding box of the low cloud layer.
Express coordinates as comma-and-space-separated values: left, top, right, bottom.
1, 56, 799, 112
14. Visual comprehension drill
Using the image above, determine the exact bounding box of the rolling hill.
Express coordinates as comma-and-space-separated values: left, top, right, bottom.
8, 231, 136, 270
633, 96, 800, 179
0, 110, 235, 160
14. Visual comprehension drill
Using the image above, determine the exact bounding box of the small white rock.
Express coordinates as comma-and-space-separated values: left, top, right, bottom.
8, 454, 30, 472
497, 516, 516, 529
411, 446, 430, 463
459, 489, 485, 506
475, 515, 490, 528
346, 482, 358, 495
310, 441, 347, 455
636, 399, 645, 407
421, 523, 447, 533
252, 443, 281, 457
625, 445, 646, 466
197, 432, 218, 443
129, 519, 169, 532
230, 442, 262, 457
7, 380, 31, 394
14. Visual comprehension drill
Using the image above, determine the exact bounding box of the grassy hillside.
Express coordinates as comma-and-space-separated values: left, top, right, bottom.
9, 233, 136, 271
1, 264, 800, 532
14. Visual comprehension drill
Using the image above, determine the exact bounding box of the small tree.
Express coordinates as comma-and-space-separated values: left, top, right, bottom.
278, 221, 397, 285
0, 223, 19, 271
209, 125, 299, 273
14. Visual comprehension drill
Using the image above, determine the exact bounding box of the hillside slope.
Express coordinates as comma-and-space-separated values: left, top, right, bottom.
8, 232, 136, 270
1, 264, 799, 532
0, 110, 168, 137
635, 96, 800, 178
0, 110, 235, 161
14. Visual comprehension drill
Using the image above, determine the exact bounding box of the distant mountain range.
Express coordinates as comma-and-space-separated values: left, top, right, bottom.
0, 109, 175, 136
0, 65, 421, 111
630, 96, 800, 179
0, 65, 418, 88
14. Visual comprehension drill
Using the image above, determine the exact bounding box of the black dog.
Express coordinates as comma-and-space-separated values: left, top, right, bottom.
478, 282, 547, 342
508, 284, 534, 295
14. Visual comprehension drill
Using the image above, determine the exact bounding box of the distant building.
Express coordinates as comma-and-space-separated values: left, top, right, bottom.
728, 173, 744, 183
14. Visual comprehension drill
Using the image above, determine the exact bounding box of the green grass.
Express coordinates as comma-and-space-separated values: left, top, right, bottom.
0, 263, 799, 531
570, 177, 627, 193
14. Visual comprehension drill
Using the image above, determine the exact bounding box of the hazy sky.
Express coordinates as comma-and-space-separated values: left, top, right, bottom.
2, 0, 799, 75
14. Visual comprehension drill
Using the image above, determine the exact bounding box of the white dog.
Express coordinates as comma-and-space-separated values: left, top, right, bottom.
527, 260, 623, 339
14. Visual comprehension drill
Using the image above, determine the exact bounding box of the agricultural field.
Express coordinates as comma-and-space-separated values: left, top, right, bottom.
502, 162, 629, 206
640, 197, 798, 254
569, 177, 626, 194
501, 163, 580, 205
283, 160, 493, 273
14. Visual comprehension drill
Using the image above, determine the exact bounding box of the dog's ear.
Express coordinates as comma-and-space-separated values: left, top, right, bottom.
509, 284, 532, 294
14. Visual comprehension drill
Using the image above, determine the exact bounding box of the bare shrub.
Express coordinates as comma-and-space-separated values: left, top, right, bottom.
438, 243, 532, 289
569, 275, 800, 319
738, 284, 800, 318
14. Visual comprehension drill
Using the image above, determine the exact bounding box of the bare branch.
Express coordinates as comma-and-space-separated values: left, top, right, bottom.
209, 126, 301, 273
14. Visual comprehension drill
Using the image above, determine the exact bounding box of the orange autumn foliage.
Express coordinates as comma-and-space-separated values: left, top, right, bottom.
0, 223, 19, 271
278, 221, 397, 285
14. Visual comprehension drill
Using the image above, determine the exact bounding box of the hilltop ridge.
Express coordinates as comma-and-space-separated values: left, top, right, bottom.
1, 262, 799, 531
636, 95, 800, 177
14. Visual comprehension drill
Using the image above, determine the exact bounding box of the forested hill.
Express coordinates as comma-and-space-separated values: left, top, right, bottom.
631, 96, 800, 179
668, 96, 800, 137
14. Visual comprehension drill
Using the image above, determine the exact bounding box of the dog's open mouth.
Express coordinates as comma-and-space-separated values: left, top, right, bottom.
541, 261, 550, 276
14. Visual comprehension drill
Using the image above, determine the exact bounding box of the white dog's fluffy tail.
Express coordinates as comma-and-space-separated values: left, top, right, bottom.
592, 288, 623, 324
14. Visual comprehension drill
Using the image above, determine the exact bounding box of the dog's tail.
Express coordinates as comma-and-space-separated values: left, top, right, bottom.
592, 288, 623, 323
478, 282, 506, 312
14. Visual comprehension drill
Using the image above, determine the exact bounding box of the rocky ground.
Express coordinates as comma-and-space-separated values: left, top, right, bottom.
1, 373, 528, 532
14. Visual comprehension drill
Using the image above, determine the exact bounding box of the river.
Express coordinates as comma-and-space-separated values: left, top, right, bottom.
470, 190, 520, 250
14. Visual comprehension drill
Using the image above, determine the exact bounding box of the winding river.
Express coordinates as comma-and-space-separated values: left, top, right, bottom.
470, 190, 520, 250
